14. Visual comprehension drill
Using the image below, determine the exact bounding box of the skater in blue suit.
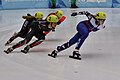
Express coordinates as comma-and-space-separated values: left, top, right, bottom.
48, 11, 106, 60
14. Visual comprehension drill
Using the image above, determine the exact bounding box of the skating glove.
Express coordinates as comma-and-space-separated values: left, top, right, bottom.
78, 11, 91, 16
22, 16, 35, 20
92, 27, 99, 32
71, 11, 91, 16
71, 12, 77, 16
57, 21, 61, 25
51, 27, 55, 32
27, 13, 32, 16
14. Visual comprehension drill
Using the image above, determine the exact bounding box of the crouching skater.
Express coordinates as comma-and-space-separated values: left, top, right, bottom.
4, 15, 59, 54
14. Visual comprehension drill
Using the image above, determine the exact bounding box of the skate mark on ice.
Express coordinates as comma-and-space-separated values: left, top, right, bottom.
82, 52, 109, 60
29, 48, 52, 53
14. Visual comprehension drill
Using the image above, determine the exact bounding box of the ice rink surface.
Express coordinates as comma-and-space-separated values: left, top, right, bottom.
0, 8, 120, 80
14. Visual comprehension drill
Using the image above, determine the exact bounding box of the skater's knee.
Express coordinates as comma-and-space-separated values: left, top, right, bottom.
37, 39, 44, 43
81, 33, 89, 40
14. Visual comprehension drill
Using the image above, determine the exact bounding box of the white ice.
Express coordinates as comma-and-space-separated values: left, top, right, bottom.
0, 8, 120, 80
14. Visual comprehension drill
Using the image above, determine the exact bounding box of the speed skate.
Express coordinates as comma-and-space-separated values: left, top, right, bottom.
69, 51, 81, 60
69, 55, 81, 60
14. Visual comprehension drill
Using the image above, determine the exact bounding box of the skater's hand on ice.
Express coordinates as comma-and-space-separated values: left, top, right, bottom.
51, 27, 55, 32
92, 27, 99, 32
71, 12, 77, 16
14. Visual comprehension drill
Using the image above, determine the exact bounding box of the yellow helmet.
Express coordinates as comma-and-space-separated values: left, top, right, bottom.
47, 15, 59, 22
95, 12, 106, 20
55, 10, 63, 18
34, 12, 44, 19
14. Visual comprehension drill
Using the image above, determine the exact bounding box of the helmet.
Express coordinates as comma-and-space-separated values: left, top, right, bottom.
55, 10, 63, 18
47, 15, 59, 22
34, 12, 44, 19
95, 12, 106, 20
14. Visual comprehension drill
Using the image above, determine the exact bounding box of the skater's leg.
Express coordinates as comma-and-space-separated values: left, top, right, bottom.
13, 30, 35, 49
21, 34, 45, 53
21, 39, 44, 53
5, 20, 30, 45
48, 33, 80, 58
57, 33, 80, 52
4, 39, 28, 54
4, 30, 34, 54
55, 23, 89, 53
75, 23, 89, 50
5, 32, 19, 45
69, 23, 89, 60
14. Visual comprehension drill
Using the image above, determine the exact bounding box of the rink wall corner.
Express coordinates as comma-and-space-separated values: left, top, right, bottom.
0, 0, 120, 10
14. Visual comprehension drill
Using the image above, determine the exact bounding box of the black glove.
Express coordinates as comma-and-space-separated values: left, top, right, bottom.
78, 11, 85, 15
71, 12, 77, 16
27, 13, 31, 16
92, 28, 99, 32
85, 11, 91, 16
50, 27, 55, 32
52, 27, 55, 31
57, 21, 61, 25
78, 11, 90, 15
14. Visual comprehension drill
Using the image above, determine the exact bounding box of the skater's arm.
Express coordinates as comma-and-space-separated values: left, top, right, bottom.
22, 16, 35, 20
91, 24, 106, 32
71, 11, 91, 16
71, 11, 93, 19
57, 16, 66, 25
38, 22, 55, 31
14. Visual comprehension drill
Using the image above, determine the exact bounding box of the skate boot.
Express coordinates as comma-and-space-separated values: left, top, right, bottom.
48, 50, 58, 58
21, 45, 30, 54
5, 40, 11, 46
48, 46, 62, 58
69, 51, 81, 60
4, 47, 14, 54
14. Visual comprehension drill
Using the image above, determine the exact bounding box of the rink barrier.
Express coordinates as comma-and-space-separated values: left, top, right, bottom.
76, 0, 112, 8
0, 0, 2, 9
112, 0, 120, 8
1, 0, 49, 9
0, 0, 120, 10
0, 7, 1, 9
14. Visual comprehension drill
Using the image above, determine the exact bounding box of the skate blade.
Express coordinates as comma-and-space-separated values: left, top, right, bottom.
21, 50, 27, 54
69, 56, 81, 60
4, 50, 9, 54
5, 44, 9, 46
48, 54, 56, 58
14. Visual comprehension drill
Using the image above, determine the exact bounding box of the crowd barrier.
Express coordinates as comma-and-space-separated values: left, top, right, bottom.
0, 0, 120, 10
